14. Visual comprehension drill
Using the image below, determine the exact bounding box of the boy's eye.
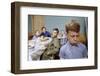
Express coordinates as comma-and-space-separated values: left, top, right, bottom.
70, 35, 79, 37
70, 35, 75, 37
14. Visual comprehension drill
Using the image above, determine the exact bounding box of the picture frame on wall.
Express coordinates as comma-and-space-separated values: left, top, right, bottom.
11, 2, 98, 74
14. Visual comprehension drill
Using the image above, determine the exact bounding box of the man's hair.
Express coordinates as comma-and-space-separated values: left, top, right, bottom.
53, 28, 59, 34
66, 20, 80, 33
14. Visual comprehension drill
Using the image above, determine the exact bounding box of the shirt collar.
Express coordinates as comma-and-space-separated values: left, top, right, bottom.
67, 41, 78, 47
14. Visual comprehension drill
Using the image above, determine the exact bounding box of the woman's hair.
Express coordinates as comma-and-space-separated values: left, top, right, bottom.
66, 20, 80, 33
41, 26, 46, 30
40, 33, 45, 37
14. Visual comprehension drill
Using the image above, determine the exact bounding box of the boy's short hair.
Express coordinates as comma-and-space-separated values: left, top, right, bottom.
53, 28, 59, 34
66, 20, 80, 33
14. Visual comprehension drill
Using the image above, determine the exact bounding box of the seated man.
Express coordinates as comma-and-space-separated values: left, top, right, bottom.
41, 28, 61, 60
59, 20, 88, 59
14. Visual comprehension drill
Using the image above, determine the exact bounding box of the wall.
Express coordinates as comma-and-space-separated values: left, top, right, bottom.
44, 16, 87, 34
0, 0, 100, 76
28, 15, 32, 32
28, 15, 87, 34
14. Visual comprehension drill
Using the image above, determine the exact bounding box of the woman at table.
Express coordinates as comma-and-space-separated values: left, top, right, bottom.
30, 33, 52, 60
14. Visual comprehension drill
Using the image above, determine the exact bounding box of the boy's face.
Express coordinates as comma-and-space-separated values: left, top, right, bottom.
67, 31, 79, 45
52, 30, 58, 38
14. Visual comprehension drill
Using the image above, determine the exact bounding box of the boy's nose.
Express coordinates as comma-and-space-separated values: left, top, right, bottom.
74, 37, 77, 41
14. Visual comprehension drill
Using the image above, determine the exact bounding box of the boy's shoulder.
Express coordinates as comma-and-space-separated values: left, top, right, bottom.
78, 43, 87, 49
60, 42, 69, 50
